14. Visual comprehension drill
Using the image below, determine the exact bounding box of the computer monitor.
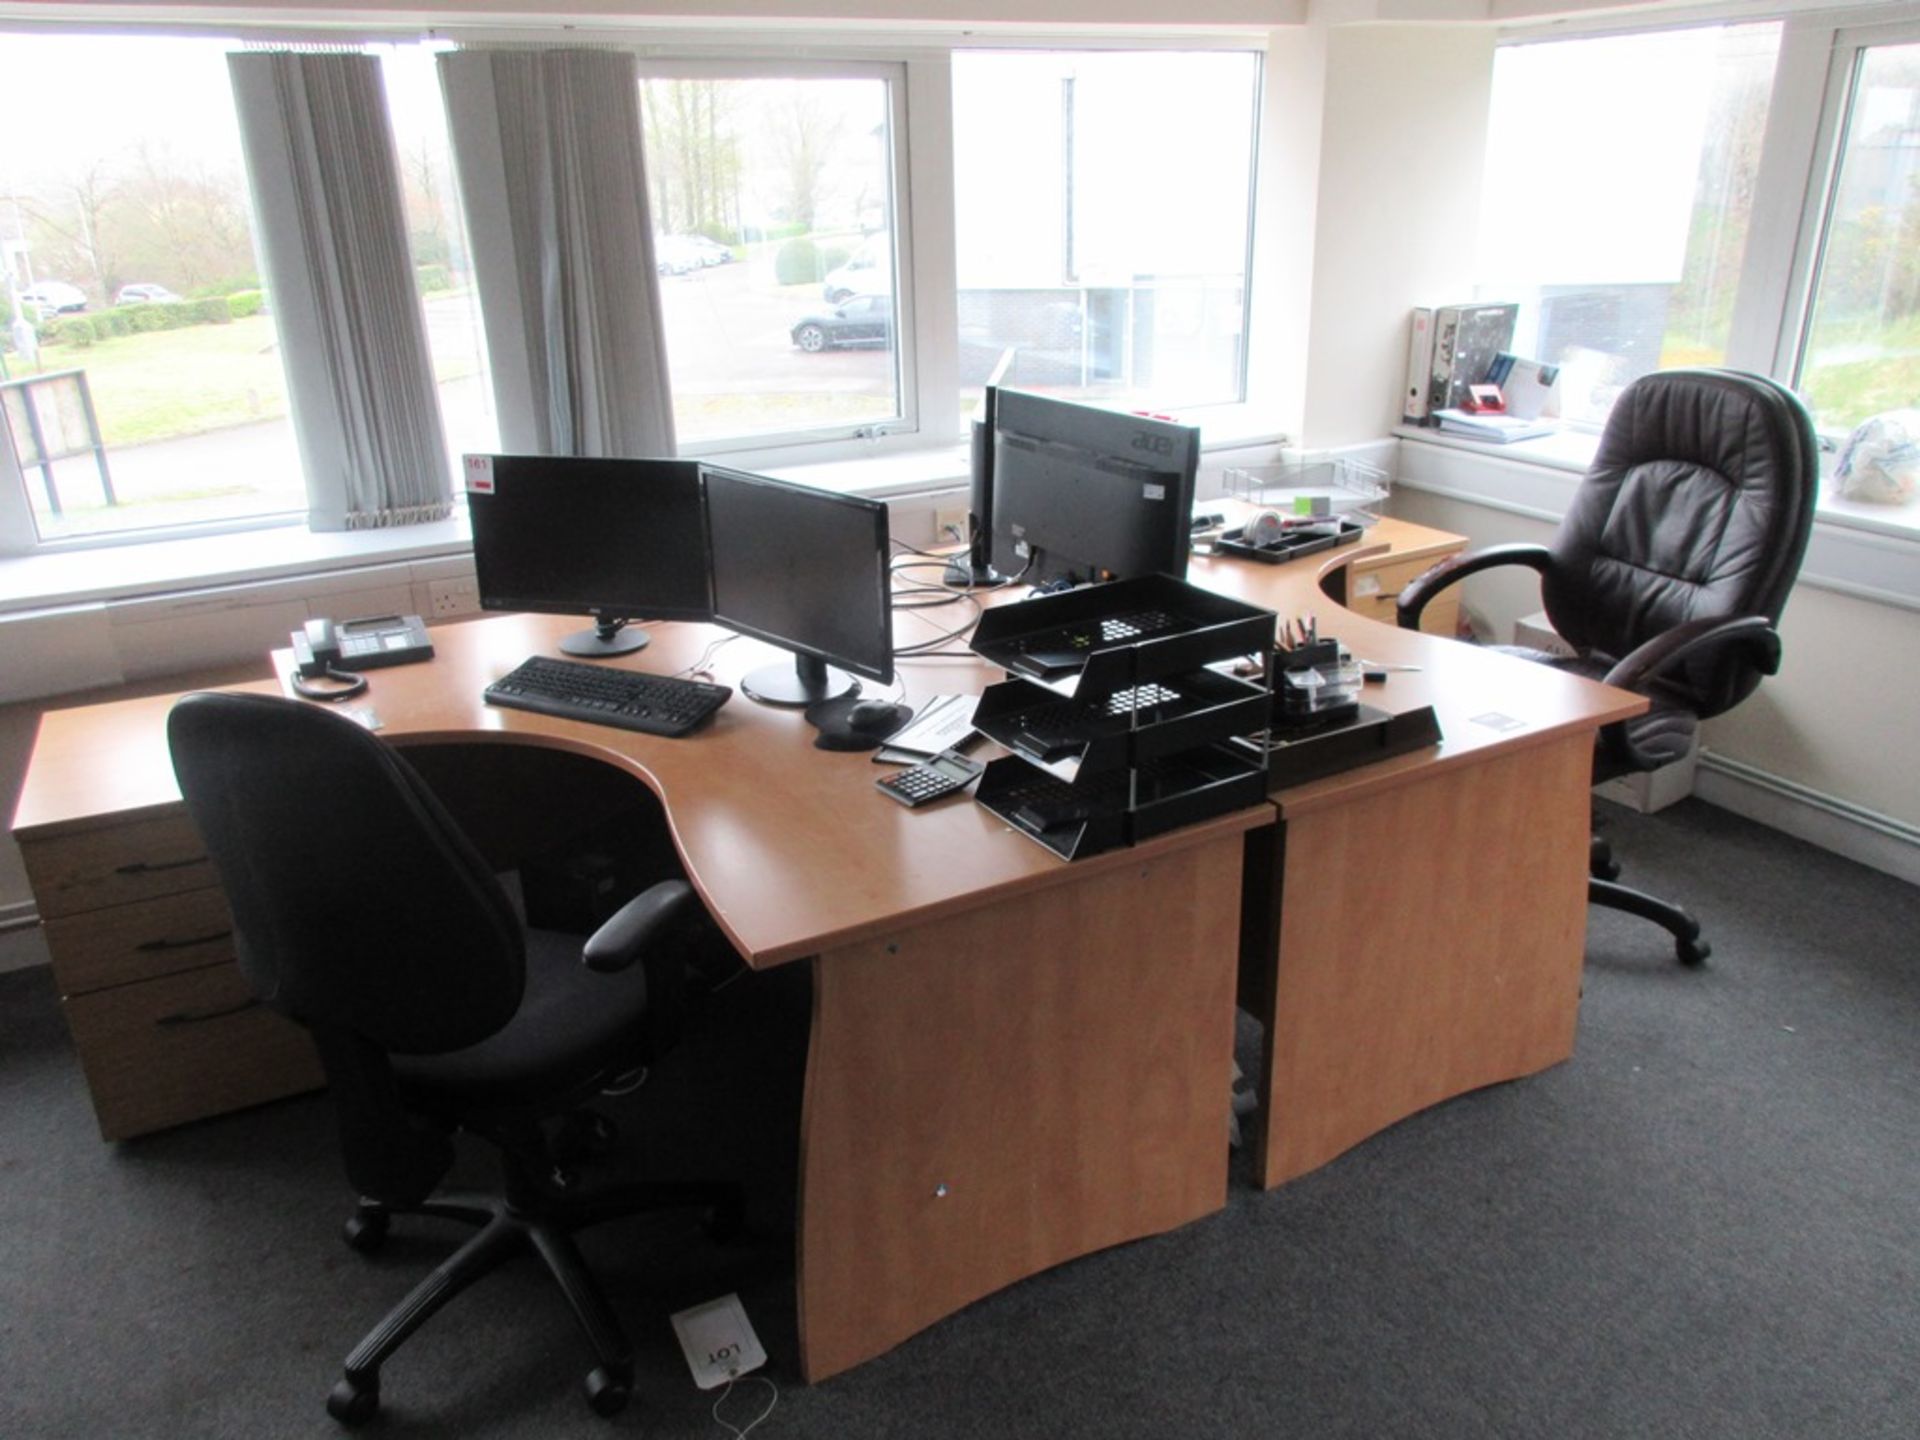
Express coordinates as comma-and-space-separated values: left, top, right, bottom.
986, 388, 1201, 588
703, 466, 894, 705
467, 454, 710, 657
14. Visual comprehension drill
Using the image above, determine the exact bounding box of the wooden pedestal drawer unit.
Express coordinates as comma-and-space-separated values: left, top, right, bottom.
1344, 545, 1465, 637
23, 806, 323, 1142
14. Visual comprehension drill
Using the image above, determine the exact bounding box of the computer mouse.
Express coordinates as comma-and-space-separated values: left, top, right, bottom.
846, 699, 905, 735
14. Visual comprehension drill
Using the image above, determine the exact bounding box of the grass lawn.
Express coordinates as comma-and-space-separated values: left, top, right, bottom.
31, 316, 290, 447
13, 292, 484, 449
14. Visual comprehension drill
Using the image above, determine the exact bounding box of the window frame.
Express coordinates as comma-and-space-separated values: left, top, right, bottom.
1760, 14, 1920, 430
635, 55, 932, 463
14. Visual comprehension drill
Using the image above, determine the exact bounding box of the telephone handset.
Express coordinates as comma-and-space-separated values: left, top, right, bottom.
289, 614, 434, 702
292, 618, 367, 701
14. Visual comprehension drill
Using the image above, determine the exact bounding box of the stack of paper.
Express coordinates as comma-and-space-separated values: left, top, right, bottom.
1432, 408, 1558, 444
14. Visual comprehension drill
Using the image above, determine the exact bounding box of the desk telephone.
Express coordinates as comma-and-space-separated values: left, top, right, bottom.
290, 615, 434, 701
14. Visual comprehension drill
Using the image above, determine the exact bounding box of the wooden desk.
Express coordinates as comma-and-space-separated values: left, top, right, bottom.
10, 514, 1640, 1377
1189, 525, 1646, 1187
12, 610, 1265, 1384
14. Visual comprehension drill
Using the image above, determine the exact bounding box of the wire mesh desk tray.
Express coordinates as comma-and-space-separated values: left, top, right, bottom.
1221, 455, 1389, 522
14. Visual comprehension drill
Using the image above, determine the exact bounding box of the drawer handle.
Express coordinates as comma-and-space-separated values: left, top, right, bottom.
156, 997, 261, 1028
113, 856, 208, 877
135, 929, 233, 954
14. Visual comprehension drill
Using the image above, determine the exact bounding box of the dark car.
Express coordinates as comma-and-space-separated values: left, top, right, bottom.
791, 294, 893, 352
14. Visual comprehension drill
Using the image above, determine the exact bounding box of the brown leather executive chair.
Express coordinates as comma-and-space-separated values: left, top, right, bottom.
1396, 368, 1818, 964
167, 690, 740, 1426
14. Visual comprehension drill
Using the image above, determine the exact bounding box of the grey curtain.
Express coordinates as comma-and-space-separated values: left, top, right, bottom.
228, 51, 452, 530
438, 48, 675, 458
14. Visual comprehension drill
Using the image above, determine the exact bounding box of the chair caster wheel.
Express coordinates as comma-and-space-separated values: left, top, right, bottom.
342, 1210, 389, 1254
1677, 935, 1711, 966
327, 1376, 379, 1425
584, 1365, 632, 1417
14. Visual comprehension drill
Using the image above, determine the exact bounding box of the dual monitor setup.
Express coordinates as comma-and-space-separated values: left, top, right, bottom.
467, 387, 1204, 704
469, 458, 893, 706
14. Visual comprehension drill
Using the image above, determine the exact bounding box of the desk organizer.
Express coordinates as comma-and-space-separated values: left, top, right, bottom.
1236, 701, 1443, 791
1211, 516, 1366, 566
970, 575, 1275, 859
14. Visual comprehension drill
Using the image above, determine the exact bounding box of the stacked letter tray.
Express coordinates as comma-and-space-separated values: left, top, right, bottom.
970, 574, 1276, 859
973, 745, 1268, 862
970, 573, 1275, 697
973, 668, 1270, 784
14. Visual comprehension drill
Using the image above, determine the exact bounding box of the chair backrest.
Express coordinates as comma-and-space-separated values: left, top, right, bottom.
168, 692, 528, 1199
1543, 368, 1817, 718
168, 691, 525, 1050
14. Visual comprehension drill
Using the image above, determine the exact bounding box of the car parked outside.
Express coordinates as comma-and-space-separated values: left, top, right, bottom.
821, 237, 890, 303
791, 294, 892, 352
115, 283, 181, 305
16, 280, 88, 314
679, 236, 732, 267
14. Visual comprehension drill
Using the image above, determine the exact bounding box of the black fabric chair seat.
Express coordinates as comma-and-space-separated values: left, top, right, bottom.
393, 927, 650, 1111
166, 690, 739, 1425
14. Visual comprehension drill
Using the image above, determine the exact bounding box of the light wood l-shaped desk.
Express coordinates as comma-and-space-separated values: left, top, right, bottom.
11, 516, 1645, 1382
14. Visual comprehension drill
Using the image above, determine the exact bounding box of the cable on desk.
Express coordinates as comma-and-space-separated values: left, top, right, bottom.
676, 632, 737, 683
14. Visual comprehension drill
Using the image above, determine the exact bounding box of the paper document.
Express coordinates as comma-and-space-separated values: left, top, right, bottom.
876, 693, 978, 759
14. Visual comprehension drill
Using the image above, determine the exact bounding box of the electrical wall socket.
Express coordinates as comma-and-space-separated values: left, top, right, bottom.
427, 576, 480, 619
933, 506, 970, 545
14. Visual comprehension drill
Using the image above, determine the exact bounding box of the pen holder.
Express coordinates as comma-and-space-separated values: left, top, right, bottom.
1274, 638, 1362, 728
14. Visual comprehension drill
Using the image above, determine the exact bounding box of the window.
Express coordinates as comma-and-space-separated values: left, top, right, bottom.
950, 50, 1260, 413
1793, 36, 1920, 531
0, 32, 301, 543
0, 32, 489, 551
377, 43, 497, 469
639, 69, 904, 449
1475, 24, 1781, 428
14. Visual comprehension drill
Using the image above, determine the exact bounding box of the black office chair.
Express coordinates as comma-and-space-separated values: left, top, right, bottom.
166, 691, 740, 1425
1397, 368, 1817, 964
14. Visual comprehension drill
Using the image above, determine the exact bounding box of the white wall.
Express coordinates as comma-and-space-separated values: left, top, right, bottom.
1302, 23, 1494, 448
1389, 484, 1920, 854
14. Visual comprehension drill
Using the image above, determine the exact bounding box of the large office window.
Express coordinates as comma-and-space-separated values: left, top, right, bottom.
0, 31, 489, 550
640, 69, 903, 449
1475, 25, 1781, 428
0, 31, 301, 542
950, 50, 1260, 412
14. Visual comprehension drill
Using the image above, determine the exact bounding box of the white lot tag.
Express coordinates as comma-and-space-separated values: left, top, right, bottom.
670, 1294, 767, 1390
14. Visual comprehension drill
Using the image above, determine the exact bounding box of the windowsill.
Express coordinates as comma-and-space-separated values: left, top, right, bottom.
0, 408, 1295, 618
1394, 424, 1920, 607
0, 513, 475, 618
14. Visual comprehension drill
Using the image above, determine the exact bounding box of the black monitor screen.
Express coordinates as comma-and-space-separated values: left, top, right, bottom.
704, 466, 894, 704
467, 454, 710, 655
987, 388, 1200, 586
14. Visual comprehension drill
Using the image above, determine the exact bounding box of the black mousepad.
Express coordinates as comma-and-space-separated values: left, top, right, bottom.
804, 696, 914, 752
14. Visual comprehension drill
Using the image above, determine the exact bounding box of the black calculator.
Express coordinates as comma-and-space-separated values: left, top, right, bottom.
875, 749, 986, 807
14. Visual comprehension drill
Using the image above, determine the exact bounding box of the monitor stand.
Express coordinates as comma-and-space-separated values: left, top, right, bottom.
741, 653, 856, 706
559, 615, 649, 658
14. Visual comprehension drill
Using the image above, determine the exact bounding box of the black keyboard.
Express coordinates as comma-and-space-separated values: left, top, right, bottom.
484, 656, 731, 737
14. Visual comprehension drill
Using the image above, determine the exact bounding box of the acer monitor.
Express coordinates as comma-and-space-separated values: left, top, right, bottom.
986, 388, 1201, 589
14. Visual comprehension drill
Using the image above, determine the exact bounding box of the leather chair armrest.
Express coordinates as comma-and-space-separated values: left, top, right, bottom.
1601, 615, 1782, 694
581, 879, 697, 973
1395, 543, 1552, 630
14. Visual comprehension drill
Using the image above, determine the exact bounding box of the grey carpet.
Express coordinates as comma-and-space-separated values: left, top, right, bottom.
1, 796, 1915, 1438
